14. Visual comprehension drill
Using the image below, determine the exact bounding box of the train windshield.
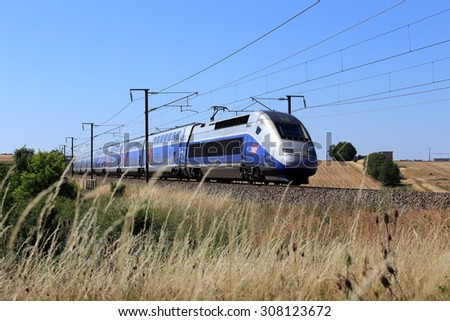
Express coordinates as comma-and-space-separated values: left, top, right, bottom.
275, 122, 309, 141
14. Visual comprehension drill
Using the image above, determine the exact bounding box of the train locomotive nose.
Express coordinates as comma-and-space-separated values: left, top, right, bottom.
281, 142, 317, 169
283, 154, 317, 169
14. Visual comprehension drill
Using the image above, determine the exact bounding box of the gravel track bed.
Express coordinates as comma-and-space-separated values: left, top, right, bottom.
99, 177, 450, 210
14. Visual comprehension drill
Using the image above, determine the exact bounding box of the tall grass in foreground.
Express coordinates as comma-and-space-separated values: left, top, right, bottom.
0, 177, 449, 300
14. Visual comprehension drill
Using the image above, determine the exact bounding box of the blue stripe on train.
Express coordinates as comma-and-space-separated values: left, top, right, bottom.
91, 134, 289, 171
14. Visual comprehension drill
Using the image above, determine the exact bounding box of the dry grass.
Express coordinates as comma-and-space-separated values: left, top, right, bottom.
397, 161, 450, 192
310, 160, 450, 193
309, 160, 382, 189
0, 178, 449, 301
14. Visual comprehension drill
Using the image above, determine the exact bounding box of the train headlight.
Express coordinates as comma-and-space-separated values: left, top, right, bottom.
282, 148, 295, 154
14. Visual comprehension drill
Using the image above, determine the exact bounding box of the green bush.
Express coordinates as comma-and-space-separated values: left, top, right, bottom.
59, 179, 78, 199
0, 163, 10, 181
5, 196, 78, 253
14, 150, 66, 201
364, 153, 401, 186
328, 141, 357, 161
110, 182, 126, 197
0, 164, 13, 210
13, 146, 34, 173
1, 147, 79, 252
96, 196, 128, 240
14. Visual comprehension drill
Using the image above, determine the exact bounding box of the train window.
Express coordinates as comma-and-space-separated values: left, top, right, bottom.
188, 137, 243, 158
173, 132, 180, 142
275, 123, 309, 141
214, 115, 249, 130
256, 126, 261, 135
168, 133, 173, 142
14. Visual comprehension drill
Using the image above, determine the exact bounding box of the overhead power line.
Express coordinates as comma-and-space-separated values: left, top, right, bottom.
301, 97, 450, 119
98, 0, 401, 131
99, 99, 140, 126
142, 1, 409, 129
150, 1, 413, 128
202, 0, 407, 96
122, 38, 450, 136
157, 1, 321, 92
221, 38, 450, 107
293, 84, 450, 112
290, 56, 450, 97
218, 7, 450, 96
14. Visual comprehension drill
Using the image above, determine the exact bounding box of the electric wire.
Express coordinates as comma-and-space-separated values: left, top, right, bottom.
157, 1, 320, 92
99, 98, 142, 126
301, 97, 450, 119
71, 2, 449, 156
201, 0, 408, 97
150, 6, 449, 129
293, 83, 450, 112
290, 56, 450, 97
98, 37, 450, 144
220, 39, 450, 108
216, 10, 450, 91
94, 1, 407, 133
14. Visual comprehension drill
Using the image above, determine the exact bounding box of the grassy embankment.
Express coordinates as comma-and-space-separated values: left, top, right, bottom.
0, 173, 449, 301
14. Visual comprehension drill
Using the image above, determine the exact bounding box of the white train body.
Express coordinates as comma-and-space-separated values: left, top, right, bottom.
73, 111, 317, 185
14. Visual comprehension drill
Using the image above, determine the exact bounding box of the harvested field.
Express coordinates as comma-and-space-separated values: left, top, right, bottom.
310, 160, 450, 193
309, 160, 381, 189
0, 154, 14, 164
397, 161, 450, 192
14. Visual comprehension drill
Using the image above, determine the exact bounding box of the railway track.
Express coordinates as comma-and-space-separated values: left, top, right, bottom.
84, 174, 450, 211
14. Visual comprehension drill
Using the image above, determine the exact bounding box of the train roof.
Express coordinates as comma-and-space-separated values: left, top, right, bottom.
209, 110, 302, 123
149, 122, 203, 136
148, 110, 300, 136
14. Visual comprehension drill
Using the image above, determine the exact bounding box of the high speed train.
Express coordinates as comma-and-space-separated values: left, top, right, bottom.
73, 110, 318, 185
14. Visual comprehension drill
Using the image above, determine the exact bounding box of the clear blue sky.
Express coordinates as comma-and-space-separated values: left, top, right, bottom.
1, 0, 449, 160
